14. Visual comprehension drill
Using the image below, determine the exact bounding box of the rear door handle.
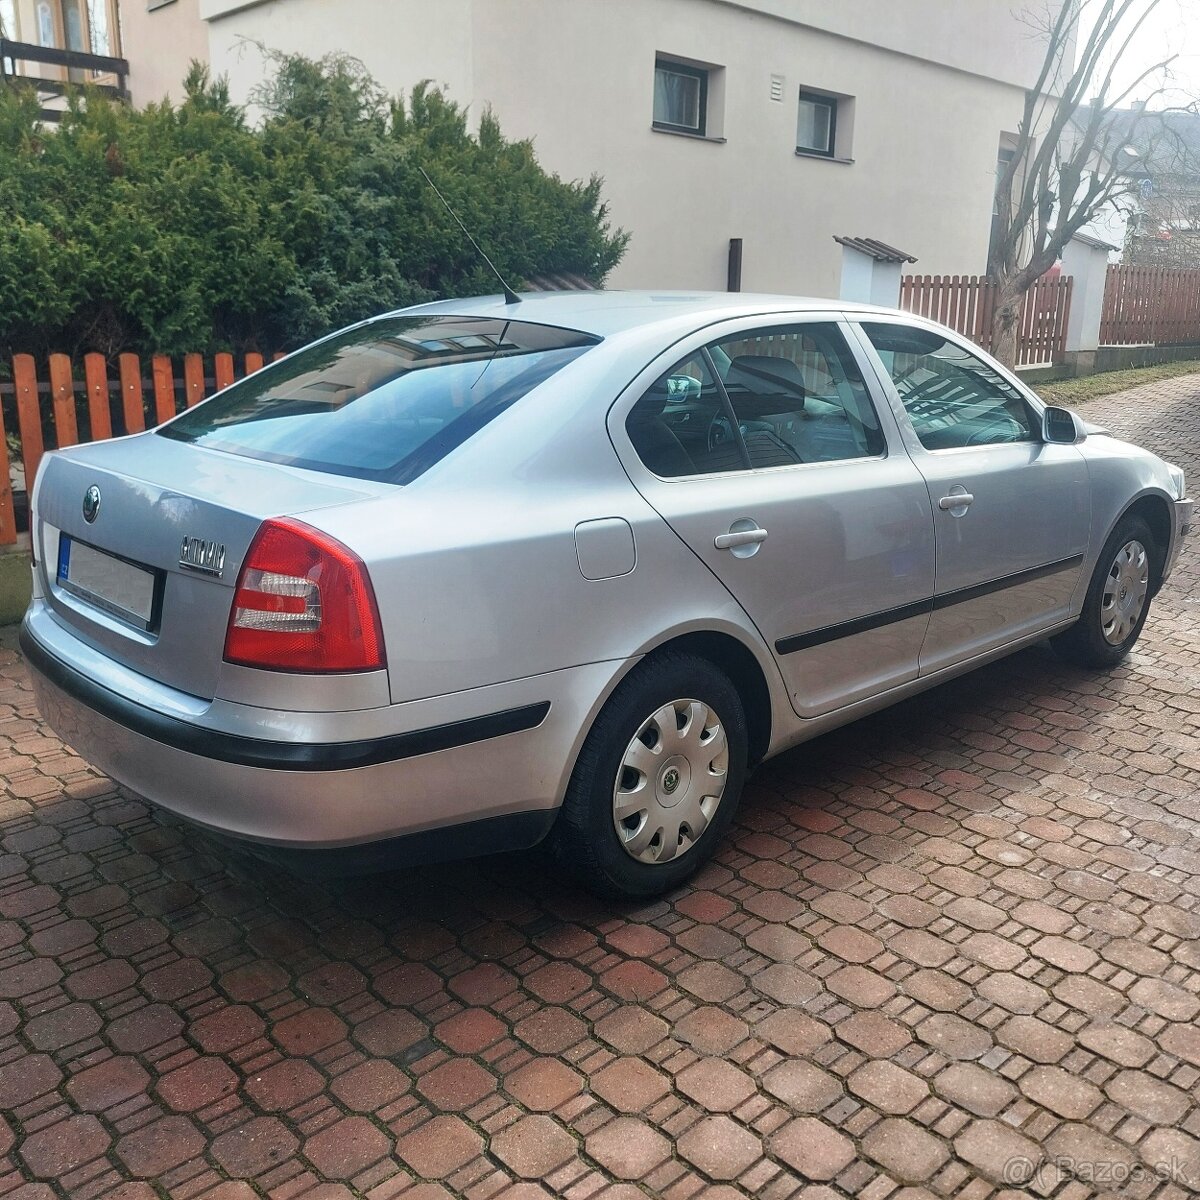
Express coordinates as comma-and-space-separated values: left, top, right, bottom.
938, 492, 975, 510
715, 527, 768, 550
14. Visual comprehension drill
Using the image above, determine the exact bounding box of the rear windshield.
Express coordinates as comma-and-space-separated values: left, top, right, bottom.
159, 316, 599, 483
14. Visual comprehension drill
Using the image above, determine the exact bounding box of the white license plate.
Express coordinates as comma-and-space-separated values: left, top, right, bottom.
57, 537, 158, 630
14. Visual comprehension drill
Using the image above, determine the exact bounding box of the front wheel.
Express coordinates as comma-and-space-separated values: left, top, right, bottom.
1052, 514, 1159, 669
548, 652, 748, 899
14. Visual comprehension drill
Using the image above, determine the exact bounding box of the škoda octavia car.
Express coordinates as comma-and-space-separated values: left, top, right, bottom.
22, 292, 1191, 896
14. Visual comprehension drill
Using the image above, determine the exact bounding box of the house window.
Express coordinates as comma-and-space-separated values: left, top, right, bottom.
993, 148, 1017, 216
654, 58, 708, 136
61, 0, 86, 51
36, 0, 56, 46
989, 143, 1018, 267
797, 90, 837, 157
85, 0, 112, 55
0, 0, 15, 76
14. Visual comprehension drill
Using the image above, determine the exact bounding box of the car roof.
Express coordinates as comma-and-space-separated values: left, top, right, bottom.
400, 289, 905, 338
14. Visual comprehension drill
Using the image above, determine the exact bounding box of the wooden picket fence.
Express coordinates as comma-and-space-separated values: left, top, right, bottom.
1099, 265, 1200, 346
899, 274, 1073, 367
0, 350, 280, 546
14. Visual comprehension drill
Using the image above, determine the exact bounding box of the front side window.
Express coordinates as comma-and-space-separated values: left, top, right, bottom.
626, 323, 884, 477
797, 90, 836, 156
861, 322, 1037, 450
160, 316, 599, 483
654, 58, 707, 135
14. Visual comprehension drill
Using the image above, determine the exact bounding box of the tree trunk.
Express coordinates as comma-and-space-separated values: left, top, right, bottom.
990, 287, 1023, 369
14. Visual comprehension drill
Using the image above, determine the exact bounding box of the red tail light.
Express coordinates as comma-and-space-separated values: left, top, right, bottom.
223, 518, 385, 673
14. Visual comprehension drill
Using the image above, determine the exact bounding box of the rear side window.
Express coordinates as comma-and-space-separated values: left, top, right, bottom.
160, 316, 599, 483
626, 352, 749, 477
626, 321, 884, 477
711, 324, 885, 466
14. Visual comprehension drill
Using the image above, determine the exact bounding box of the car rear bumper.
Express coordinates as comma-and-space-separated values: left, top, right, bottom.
21, 607, 625, 854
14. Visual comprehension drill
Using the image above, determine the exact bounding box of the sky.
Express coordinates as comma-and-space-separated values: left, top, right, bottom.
1079, 0, 1200, 109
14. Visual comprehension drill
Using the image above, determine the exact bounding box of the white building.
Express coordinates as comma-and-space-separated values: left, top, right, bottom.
9, 0, 1071, 298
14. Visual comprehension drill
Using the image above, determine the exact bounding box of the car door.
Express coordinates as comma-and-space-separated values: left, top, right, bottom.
610, 316, 935, 720
853, 320, 1089, 675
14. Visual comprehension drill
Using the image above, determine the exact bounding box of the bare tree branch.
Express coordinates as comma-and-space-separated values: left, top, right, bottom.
985, 0, 1185, 366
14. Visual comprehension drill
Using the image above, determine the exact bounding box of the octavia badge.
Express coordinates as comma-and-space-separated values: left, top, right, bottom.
82, 486, 101, 523
179, 536, 226, 578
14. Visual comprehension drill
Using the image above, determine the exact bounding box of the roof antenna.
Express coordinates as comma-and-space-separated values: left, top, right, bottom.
418, 166, 522, 305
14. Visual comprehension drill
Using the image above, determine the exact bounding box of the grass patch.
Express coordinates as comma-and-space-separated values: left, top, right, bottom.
0, 551, 30, 628
1037, 359, 1200, 407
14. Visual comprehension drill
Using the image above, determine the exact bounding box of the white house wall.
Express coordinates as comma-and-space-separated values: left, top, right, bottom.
144, 0, 1059, 296
466, 0, 1031, 293
204, 0, 476, 105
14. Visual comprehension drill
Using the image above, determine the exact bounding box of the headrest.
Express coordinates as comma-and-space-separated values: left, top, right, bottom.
725, 355, 806, 410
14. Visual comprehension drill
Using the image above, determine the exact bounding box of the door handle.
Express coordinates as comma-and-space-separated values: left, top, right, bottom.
938, 492, 975, 510
715, 527, 768, 550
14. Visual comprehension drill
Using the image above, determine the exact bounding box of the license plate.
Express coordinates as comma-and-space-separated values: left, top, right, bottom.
57, 536, 158, 631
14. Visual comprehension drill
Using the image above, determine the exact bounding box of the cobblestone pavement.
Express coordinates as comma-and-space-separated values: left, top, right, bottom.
0, 375, 1198, 1200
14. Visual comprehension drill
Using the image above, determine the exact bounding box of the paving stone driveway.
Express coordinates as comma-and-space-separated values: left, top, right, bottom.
1, 375, 1199, 1200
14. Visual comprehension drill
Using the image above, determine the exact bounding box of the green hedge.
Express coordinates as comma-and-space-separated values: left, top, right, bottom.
0, 53, 629, 359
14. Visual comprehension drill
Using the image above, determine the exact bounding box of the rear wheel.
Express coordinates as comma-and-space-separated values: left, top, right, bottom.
548, 652, 747, 898
1052, 514, 1159, 669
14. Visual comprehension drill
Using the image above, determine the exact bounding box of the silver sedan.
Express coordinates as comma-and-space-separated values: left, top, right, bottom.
22, 293, 1192, 896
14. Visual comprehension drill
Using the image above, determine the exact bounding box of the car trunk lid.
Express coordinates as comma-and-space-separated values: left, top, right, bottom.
34, 433, 388, 699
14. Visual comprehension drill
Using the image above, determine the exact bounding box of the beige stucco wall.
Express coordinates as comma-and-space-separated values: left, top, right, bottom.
464, 0, 1030, 292
120, 0, 209, 103
738, 0, 1062, 90
204, 0, 475, 102
122, 0, 1057, 296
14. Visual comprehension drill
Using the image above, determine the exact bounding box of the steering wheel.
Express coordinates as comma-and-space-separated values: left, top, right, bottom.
708, 412, 736, 453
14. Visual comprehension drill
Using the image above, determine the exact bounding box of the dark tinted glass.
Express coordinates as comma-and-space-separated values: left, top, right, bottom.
862, 322, 1036, 450
654, 61, 706, 133
627, 352, 748, 477
160, 316, 598, 483
710, 323, 885, 466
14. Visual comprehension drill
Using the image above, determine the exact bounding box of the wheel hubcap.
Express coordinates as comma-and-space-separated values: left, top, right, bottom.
1100, 539, 1149, 646
613, 698, 729, 865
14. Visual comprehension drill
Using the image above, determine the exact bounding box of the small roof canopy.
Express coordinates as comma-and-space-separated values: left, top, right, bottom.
1070, 231, 1120, 252
833, 236, 918, 264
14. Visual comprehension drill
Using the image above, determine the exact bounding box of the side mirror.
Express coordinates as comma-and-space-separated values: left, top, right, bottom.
1042, 405, 1085, 445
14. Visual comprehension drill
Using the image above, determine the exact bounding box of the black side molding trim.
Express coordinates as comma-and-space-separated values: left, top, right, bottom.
775, 598, 933, 656
775, 554, 1085, 656
20, 625, 550, 772
931, 554, 1084, 610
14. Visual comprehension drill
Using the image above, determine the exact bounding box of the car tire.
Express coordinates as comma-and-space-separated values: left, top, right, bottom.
548, 652, 748, 899
1051, 514, 1160, 670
